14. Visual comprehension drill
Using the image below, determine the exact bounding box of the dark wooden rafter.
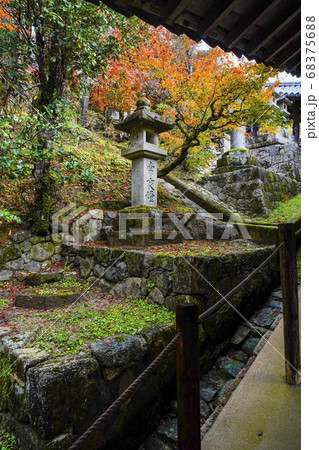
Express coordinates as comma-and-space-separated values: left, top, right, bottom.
280, 52, 301, 71
293, 63, 301, 73
246, 4, 301, 54
198, 0, 240, 37
267, 32, 301, 63
274, 40, 300, 66
263, 22, 301, 61
225, 0, 282, 47
175, 10, 201, 30
161, 0, 193, 25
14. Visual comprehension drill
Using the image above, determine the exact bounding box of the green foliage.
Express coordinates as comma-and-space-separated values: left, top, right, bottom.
0, 298, 12, 309
0, 0, 148, 230
0, 209, 22, 224
1, 0, 148, 103
0, 429, 19, 450
0, 112, 33, 179
24, 278, 84, 295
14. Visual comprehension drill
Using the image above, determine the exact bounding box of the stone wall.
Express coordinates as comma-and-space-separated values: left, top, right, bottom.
200, 149, 299, 217
0, 231, 62, 282
1, 244, 280, 449
202, 165, 298, 217
247, 134, 301, 182
0, 209, 105, 282
61, 244, 279, 315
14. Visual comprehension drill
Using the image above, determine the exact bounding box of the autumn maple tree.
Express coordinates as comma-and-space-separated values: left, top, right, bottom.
92, 26, 282, 177
0, 0, 147, 234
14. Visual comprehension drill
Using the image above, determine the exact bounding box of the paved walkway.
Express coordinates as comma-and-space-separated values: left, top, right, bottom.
202, 314, 301, 449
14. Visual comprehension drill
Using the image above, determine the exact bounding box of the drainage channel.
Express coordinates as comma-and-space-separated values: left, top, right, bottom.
138, 285, 285, 450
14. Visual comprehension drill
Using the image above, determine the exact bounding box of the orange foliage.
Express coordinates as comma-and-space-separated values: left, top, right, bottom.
0, 0, 15, 31
90, 26, 280, 162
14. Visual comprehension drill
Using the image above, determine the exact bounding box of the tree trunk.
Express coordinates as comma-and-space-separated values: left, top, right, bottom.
158, 144, 190, 178
32, 147, 51, 236
31, 29, 65, 235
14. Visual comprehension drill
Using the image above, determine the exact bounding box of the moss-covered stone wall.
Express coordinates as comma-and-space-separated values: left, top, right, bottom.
1, 244, 280, 449
201, 165, 299, 217
0, 209, 104, 282
248, 135, 301, 182
0, 231, 61, 282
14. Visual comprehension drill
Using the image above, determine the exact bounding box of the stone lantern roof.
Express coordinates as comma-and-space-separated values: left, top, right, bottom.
115, 98, 174, 134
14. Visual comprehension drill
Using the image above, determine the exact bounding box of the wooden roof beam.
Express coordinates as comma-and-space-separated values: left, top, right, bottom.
293, 63, 301, 73
225, 0, 282, 48
263, 22, 301, 61
198, 0, 240, 37
274, 39, 300, 66
283, 53, 301, 72
161, 0, 193, 25
246, 4, 300, 54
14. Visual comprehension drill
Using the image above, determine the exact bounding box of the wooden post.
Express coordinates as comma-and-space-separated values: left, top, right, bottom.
176, 303, 201, 450
292, 100, 300, 145
278, 223, 301, 385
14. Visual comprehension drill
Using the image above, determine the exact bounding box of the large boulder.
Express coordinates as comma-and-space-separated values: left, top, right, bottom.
11, 230, 32, 243
16, 292, 80, 309
0, 269, 13, 281
90, 334, 148, 367
217, 148, 258, 168
27, 356, 110, 438
0, 244, 22, 265
110, 277, 148, 299
5, 258, 24, 270
147, 287, 165, 305
29, 242, 55, 262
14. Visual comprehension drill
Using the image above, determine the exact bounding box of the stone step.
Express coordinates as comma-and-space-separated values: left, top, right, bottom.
16, 291, 80, 309
24, 271, 64, 286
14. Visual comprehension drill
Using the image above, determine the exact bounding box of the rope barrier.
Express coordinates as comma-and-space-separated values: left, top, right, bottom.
69, 332, 182, 449
69, 233, 296, 449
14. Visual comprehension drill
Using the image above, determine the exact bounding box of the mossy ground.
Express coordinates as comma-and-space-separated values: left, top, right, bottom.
222, 148, 254, 155
252, 194, 301, 224
118, 239, 264, 257
84, 239, 265, 257
1, 278, 174, 357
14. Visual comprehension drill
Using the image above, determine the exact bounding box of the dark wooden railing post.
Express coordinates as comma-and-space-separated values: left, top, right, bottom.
176, 303, 201, 450
278, 223, 301, 385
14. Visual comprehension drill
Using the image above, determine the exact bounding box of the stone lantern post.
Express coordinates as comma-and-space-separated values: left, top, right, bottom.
116, 98, 173, 207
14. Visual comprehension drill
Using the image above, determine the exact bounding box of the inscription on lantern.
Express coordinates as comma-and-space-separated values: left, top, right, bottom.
145, 160, 156, 203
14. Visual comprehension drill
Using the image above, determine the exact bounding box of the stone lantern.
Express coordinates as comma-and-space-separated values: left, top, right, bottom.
276, 95, 292, 118
116, 98, 173, 207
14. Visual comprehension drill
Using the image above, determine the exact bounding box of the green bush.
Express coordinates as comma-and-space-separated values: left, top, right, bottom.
0, 209, 22, 224
0, 429, 19, 450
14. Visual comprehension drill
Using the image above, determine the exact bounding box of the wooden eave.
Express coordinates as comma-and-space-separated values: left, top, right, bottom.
87, 0, 300, 77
